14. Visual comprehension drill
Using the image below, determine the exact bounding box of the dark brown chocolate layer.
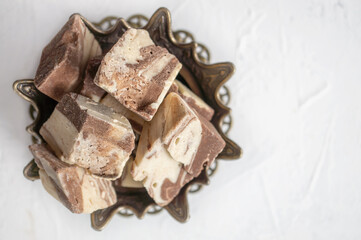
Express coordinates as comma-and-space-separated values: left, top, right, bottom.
167, 83, 179, 94
184, 113, 225, 177
34, 15, 85, 101
180, 93, 214, 121
94, 23, 127, 53
56, 93, 88, 132
160, 169, 193, 205
80, 56, 106, 100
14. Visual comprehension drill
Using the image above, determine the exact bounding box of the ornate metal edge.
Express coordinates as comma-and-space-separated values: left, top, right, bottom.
13, 79, 42, 143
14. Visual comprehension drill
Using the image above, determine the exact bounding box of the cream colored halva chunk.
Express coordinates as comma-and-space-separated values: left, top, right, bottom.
132, 93, 225, 206
30, 144, 117, 214
94, 28, 182, 121
132, 109, 192, 206
161, 92, 202, 167
80, 56, 106, 102
40, 93, 135, 179
34, 15, 102, 101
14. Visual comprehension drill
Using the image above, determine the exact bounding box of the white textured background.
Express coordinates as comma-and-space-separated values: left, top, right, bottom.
1, 0, 361, 239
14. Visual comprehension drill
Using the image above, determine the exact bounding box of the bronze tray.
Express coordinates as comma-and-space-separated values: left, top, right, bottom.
13, 7, 242, 230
